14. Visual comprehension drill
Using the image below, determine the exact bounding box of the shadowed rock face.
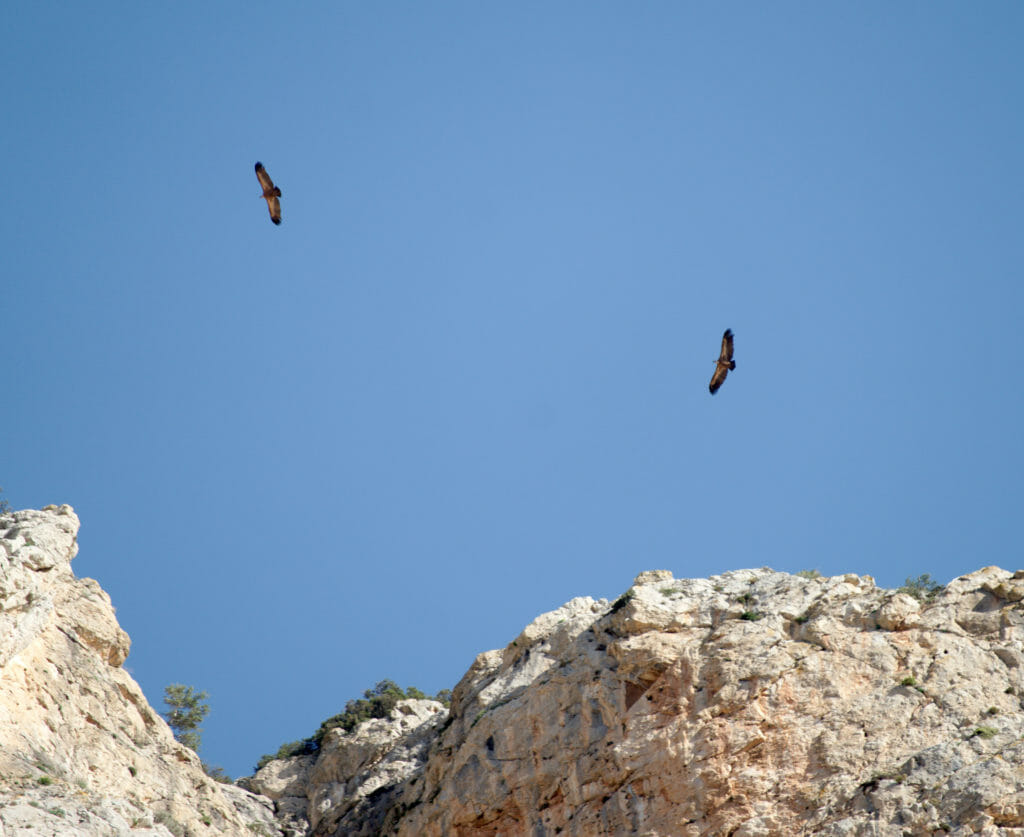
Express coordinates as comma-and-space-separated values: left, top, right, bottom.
0, 506, 283, 837
257, 566, 1024, 836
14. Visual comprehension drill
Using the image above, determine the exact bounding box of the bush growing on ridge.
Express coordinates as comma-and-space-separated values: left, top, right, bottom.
254, 680, 450, 773
898, 574, 943, 603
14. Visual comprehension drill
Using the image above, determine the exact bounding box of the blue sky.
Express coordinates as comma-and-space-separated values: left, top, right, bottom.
4, 3, 1022, 778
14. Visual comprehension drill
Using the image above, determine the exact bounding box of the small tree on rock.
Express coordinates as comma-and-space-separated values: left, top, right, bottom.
162, 684, 209, 753
898, 574, 943, 603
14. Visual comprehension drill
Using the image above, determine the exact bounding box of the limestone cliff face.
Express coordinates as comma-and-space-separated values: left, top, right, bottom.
254, 566, 1024, 836
242, 699, 447, 837
0, 506, 282, 837
6, 504, 1024, 836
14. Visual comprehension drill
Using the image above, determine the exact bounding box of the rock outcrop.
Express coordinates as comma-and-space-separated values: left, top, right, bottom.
6, 503, 1024, 835
0, 506, 283, 836
242, 699, 446, 837
254, 567, 1024, 836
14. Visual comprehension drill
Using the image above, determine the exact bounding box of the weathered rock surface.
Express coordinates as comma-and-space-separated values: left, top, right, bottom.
7, 503, 1024, 835
0, 506, 283, 837
255, 566, 1024, 836
243, 700, 446, 837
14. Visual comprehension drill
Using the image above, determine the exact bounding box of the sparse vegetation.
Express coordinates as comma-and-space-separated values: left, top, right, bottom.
314, 680, 408, 738
899, 675, 925, 694
610, 590, 635, 613
987, 706, 1000, 716
37, 775, 53, 786
794, 612, 810, 624
972, 726, 997, 739
254, 680, 450, 772
162, 684, 209, 754
202, 763, 232, 783
796, 569, 821, 579
255, 739, 318, 771
0, 487, 11, 514
48, 808, 65, 818
154, 811, 185, 837
740, 611, 763, 622
34, 756, 56, 774
898, 574, 943, 603
737, 592, 755, 607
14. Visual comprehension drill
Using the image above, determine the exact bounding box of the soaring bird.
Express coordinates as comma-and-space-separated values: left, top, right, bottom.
255, 162, 282, 225
709, 329, 736, 395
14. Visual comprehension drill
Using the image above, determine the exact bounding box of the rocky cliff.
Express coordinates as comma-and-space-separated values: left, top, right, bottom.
0, 506, 283, 837
251, 568, 1024, 836
5, 505, 1024, 836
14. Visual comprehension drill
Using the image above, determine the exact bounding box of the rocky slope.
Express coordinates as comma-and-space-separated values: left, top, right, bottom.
0, 506, 283, 837
5, 504, 1024, 835
251, 567, 1024, 836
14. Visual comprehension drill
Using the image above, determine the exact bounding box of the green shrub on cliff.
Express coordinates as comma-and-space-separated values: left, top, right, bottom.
254, 680, 450, 773
898, 574, 943, 603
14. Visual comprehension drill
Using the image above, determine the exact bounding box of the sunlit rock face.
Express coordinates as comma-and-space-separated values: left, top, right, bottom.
260, 565, 1024, 836
0, 506, 283, 837
5, 503, 1024, 835
245, 699, 447, 837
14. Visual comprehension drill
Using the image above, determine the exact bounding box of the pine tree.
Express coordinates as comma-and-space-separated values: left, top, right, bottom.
161, 684, 209, 753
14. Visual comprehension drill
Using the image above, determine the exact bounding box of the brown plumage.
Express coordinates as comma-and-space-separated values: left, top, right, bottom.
255, 162, 282, 225
709, 329, 736, 395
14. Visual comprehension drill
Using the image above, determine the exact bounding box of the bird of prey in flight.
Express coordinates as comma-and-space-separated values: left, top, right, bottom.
709, 329, 736, 395
255, 162, 282, 225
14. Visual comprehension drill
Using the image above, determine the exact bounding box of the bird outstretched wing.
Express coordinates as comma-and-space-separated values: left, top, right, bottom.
255, 162, 282, 225
709, 329, 736, 395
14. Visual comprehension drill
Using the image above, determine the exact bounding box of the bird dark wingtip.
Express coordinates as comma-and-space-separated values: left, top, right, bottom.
272, 217, 281, 225
255, 161, 263, 171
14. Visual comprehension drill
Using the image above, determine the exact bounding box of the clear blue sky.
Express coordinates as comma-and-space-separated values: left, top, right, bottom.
4, 3, 1022, 778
